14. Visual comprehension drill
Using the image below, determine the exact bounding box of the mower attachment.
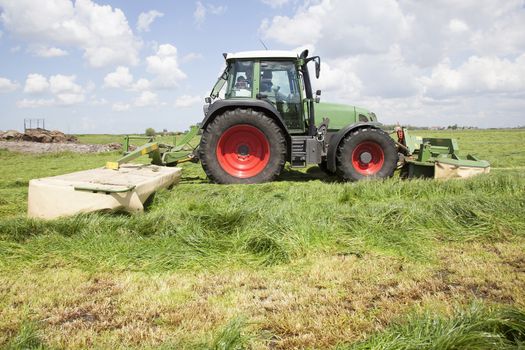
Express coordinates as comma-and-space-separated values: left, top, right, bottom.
107, 126, 200, 170
28, 164, 181, 219
398, 128, 490, 179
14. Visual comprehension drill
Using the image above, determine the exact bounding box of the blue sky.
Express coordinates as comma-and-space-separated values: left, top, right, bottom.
1, 0, 524, 133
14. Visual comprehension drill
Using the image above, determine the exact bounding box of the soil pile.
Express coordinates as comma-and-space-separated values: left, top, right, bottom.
0, 141, 122, 154
0, 128, 77, 143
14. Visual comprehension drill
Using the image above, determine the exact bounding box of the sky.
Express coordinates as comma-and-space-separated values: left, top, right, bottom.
0, 0, 524, 133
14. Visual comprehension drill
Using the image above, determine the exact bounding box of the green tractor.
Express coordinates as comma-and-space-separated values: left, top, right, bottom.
199, 49, 398, 184
111, 50, 489, 182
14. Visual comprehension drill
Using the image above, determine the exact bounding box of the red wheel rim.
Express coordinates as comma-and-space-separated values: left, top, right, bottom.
351, 141, 384, 175
216, 124, 270, 178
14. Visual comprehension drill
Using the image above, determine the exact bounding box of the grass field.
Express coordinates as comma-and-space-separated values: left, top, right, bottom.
0, 129, 524, 349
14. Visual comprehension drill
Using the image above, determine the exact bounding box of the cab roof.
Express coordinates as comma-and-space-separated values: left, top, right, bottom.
225, 50, 299, 60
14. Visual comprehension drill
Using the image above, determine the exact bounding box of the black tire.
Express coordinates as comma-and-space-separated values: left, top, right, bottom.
318, 159, 335, 175
336, 127, 397, 181
199, 108, 287, 184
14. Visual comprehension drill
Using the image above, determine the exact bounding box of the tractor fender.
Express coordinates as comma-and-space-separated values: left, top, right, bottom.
202, 99, 289, 135
326, 122, 382, 172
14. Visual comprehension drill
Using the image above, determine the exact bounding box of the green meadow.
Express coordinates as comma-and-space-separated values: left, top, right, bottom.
0, 129, 524, 349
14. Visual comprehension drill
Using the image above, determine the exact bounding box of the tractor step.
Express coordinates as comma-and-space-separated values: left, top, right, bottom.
28, 164, 181, 219
290, 136, 322, 167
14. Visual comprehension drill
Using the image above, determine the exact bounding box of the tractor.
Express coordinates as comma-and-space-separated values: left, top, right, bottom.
198, 49, 398, 184
108, 50, 489, 183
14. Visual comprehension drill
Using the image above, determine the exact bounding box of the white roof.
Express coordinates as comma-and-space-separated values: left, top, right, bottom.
225, 50, 299, 60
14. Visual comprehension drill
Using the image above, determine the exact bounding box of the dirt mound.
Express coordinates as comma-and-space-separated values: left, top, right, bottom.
0, 128, 77, 143
0, 130, 23, 140
0, 140, 122, 154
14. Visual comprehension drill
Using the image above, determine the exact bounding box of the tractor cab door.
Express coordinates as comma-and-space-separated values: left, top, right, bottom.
259, 61, 305, 133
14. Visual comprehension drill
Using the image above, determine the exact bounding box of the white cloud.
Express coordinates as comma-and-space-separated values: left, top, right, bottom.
134, 91, 158, 107
20, 73, 85, 106
16, 98, 55, 108
424, 54, 525, 97
194, 2, 206, 25
137, 10, 163, 32
29, 46, 69, 57
104, 66, 133, 88
261, 0, 412, 57
24, 74, 49, 94
0, 0, 141, 68
49, 75, 82, 94
49, 74, 85, 105
146, 44, 187, 89
131, 78, 151, 91
207, 4, 226, 15
0, 77, 19, 92
260, 3, 325, 49
112, 102, 131, 111
258, 0, 525, 127
90, 96, 108, 105
448, 18, 469, 33
261, 0, 290, 8
193, 1, 226, 26
175, 95, 202, 108
181, 52, 203, 63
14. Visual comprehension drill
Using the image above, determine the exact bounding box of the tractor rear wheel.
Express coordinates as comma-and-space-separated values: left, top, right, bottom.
199, 108, 287, 184
336, 127, 397, 181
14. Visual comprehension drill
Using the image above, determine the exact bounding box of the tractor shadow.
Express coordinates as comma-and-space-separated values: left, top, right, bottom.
275, 166, 340, 183
177, 167, 339, 184
179, 176, 210, 184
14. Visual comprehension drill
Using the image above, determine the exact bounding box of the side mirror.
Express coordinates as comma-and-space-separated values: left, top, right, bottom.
315, 90, 321, 103
205, 97, 212, 104
315, 57, 321, 79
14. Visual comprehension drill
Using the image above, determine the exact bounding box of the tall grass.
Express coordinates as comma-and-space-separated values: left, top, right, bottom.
0, 170, 523, 272
6, 321, 46, 350
345, 303, 525, 350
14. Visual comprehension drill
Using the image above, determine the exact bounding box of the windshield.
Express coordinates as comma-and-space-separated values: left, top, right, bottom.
210, 65, 229, 99
225, 60, 254, 98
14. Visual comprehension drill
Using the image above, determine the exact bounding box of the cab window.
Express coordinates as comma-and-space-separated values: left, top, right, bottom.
226, 60, 254, 98
260, 61, 303, 131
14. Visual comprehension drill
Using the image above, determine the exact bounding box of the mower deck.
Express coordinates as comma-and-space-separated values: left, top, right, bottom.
28, 164, 181, 219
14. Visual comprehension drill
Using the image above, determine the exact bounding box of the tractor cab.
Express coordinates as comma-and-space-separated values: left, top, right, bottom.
209, 50, 317, 134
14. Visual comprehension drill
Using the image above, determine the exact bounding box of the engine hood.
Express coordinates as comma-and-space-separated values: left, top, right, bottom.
314, 102, 377, 130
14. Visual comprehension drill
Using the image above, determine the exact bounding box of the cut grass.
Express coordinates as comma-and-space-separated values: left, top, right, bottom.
0, 242, 523, 348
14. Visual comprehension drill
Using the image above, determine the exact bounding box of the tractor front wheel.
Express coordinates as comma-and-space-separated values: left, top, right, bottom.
199, 109, 287, 184
336, 127, 397, 181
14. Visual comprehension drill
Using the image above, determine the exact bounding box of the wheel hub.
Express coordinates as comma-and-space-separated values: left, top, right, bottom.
216, 125, 270, 178
351, 141, 385, 175
237, 144, 249, 156
359, 151, 372, 164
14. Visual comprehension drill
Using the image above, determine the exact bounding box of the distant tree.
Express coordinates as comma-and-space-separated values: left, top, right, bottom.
145, 127, 156, 136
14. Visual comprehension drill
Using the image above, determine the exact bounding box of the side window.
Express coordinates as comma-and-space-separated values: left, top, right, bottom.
226, 60, 253, 98
259, 61, 300, 102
